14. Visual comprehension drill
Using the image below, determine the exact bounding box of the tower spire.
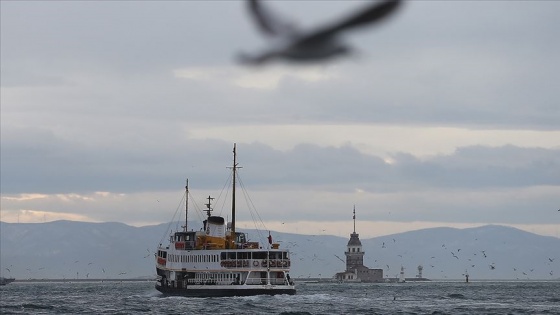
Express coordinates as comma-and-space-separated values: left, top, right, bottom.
353, 205, 356, 233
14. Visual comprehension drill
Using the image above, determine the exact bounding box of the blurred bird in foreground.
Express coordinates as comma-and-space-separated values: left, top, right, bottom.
238, 0, 402, 65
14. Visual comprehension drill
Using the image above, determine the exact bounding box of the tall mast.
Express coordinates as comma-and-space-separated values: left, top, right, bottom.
185, 179, 189, 232
231, 143, 237, 238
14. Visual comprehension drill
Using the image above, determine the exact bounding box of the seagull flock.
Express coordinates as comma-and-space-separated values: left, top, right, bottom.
373, 238, 557, 280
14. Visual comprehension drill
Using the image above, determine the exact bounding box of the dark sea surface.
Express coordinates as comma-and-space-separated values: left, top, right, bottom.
1, 280, 559, 314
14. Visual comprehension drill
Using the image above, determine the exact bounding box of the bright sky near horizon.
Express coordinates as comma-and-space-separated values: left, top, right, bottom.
1, 1, 559, 239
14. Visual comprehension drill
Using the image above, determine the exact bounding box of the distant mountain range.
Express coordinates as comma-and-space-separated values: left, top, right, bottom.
1, 221, 558, 280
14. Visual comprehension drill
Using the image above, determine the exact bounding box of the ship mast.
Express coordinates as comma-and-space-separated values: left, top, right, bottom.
184, 179, 189, 232
231, 143, 238, 239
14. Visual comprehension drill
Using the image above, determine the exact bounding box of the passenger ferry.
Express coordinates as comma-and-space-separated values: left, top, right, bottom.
155, 144, 296, 297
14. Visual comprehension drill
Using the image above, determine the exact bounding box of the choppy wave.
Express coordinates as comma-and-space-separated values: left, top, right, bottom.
447, 293, 466, 299
1, 281, 559, 314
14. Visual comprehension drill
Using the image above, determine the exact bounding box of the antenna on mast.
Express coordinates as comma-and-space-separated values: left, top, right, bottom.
205, 195, 214, 217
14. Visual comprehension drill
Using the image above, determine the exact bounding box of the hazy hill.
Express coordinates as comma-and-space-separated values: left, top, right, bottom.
1, 221, 558, 280
363, 225, 559, 280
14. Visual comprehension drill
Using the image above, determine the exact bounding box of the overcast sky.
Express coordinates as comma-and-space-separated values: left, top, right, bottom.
1, 1, 559, 239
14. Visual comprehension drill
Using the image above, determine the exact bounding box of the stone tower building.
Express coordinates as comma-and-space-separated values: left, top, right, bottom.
335, 206, 383, 282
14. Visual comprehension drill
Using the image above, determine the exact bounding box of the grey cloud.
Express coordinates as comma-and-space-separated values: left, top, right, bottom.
1, 1, 559, 228
258, 1, 560, 129
417, 145, 560, 189
1, 1, 246, 73
2, 1, 559, 129
2, 131, 559, 195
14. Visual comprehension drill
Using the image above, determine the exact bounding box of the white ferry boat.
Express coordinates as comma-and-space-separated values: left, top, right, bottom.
155, 144, 296, 297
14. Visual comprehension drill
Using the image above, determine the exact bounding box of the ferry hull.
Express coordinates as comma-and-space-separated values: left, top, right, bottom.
155, 284, 296, 297
0, 277, 15, 286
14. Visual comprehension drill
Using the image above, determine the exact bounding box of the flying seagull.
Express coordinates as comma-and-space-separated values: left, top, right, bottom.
239, 0, 402, 65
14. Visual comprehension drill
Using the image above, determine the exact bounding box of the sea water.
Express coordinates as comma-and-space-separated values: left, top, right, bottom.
1, 280, 559, 314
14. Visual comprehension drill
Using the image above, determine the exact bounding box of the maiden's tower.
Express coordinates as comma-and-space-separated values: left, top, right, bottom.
335, 207, 383, 282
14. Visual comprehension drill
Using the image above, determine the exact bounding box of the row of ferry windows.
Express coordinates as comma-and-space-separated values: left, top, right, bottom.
167, 251, 289, 263
168, 254, 219, 263
221, 251, 288, 260
195, 273, 239, 280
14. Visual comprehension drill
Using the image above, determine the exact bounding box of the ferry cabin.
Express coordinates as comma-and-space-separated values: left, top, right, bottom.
156, 223, 293, 290
156, 247, 292, 288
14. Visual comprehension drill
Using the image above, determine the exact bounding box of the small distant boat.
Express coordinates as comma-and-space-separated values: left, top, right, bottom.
0, 277, 15, 285
155, 144, 296, 297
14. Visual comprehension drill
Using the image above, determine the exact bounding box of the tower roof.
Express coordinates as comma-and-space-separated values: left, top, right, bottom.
347, 206, 362, 246
347, 232, 362, 246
